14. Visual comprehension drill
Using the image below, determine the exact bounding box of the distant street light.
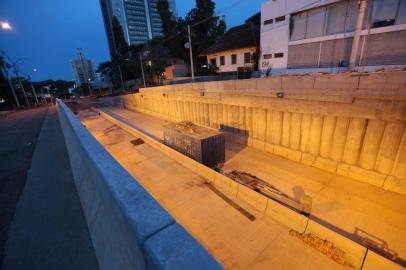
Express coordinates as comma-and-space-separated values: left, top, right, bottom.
0, 22, 12, 31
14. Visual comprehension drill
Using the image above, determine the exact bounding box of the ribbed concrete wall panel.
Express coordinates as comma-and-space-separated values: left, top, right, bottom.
122, 72, 406, 194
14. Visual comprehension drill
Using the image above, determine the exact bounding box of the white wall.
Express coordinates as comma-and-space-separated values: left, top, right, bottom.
206, 48, 256, 72
260, 0, 406, 75
259, 0, 331, 74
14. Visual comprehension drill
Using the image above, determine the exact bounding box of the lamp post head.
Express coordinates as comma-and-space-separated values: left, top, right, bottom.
0, 22, 12, 31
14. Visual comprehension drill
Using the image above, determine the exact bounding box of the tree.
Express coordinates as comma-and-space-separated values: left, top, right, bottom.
0, 56, 13, 107
185, 0, 226, 74
157, 0, 188, 61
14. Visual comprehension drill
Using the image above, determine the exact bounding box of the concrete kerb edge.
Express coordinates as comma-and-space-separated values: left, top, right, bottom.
95, 105, 405, 269
58, 101, 222, 270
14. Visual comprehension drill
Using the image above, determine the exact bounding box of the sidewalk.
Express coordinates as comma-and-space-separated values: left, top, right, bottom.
100, 106, 406, 264
2, 107, 99, 270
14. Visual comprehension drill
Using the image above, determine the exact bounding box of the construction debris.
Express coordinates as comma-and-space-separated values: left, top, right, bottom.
174, 121, 197, 134
225, 170, 312, 215
289, 230, 355, 269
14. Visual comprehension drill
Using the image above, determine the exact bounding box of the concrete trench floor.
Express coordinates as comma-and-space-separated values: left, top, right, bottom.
87, 106, 406, 265
80, 109, 348, 269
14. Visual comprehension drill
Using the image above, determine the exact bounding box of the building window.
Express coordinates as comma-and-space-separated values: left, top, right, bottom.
274, 53, 284, 58
290, 0, 359, 41
326, 1, 349, 35
275, 16, 285, 22
263, 54, 272, 59
264, 18, 273, 25
370, 0, 398, 28
244, 53, 252, 63
210, 58, 216, 66
306, 7, 326, 38
220, 56, 225, 66
231, 54, 237, 65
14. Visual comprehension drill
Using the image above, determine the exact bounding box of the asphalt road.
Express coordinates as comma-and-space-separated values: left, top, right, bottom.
0, 107, 49, 267
2, 107, 98, 270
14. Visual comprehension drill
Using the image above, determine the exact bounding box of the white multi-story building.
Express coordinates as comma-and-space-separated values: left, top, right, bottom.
100, 0, 177, 57
259, 0, 406, 75
71, 49, 96, 87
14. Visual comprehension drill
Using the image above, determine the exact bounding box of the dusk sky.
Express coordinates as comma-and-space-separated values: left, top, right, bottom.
0, 0, 263, 82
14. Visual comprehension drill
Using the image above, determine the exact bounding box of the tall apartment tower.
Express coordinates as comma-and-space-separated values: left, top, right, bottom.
71, 49, 96, 87
100, 0, 177, 56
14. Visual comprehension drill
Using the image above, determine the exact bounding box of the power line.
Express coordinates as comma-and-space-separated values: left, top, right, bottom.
137, 0, 249, 56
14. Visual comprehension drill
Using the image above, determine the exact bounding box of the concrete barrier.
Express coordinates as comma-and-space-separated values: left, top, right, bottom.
304, 220, 367, 269
362, 250, 404, 270
57, 100, 222, 270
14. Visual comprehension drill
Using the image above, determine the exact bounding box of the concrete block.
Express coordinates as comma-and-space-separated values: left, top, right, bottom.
287, 148, 302, 163
305, 220, 367, 270
256, 76, 282, 91
362, 250, 404, 270
383, 176, 406, 196
346, 164, 386, 187
236, 184, 268, 213
358, 71, 406, 90
336, 163, 350, 177
204, 81, 219, 92
192, 82, 205, 91
221, 80, 236, 91
229, 180, 239, 198
274, 145, 302, 162
273, 145, 290, 159
195, 164, 216, 183
314, 74, 359, 90
144, 223, 222, 270
235, 79, 257, 91
213, 173, 231, 193
252, 138, 265, 151
301, 153, 316, 167
265, 199, 308, 233
281, 75, 314, 90
264, 142, 274, 154
313, 157, 338, 173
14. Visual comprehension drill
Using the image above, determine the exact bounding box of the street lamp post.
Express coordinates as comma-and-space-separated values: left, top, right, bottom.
139, 52, 146, 88
27, 75, 39, 104
13, 64, 29, 106
0, 21, 12, 31
21, 70, 39, 104
187, 25, 195, 82
87, 78, 93, 96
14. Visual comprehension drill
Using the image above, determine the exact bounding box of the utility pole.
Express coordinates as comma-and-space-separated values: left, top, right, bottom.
187, 25, 195, 82
14, 65, 29, 105
1, 65, 20, 107
139, 52, 146, 88
27, 75, 38, 104
349, 0, 367, 70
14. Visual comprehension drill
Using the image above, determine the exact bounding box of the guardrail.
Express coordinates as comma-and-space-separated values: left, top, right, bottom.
56, 100, 222, 270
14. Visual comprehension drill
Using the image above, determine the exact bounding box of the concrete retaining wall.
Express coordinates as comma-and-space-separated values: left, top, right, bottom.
56, 100, 222, 270
114, 71, 406, 195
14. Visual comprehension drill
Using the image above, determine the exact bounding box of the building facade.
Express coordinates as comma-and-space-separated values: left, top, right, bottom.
260, 0, 406, 75
100, 0, 177, 56
200, 23, 260, 73
71, 49, 96, 87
